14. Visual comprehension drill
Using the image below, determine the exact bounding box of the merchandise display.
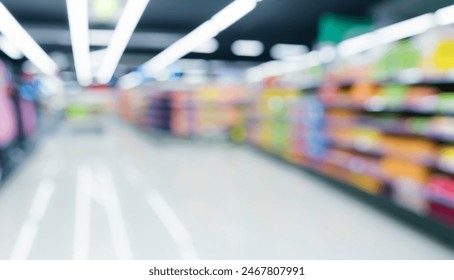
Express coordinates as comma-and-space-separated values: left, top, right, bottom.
243, 25, 454, 231
119, 83, 251, 138
0, 59, 41, 182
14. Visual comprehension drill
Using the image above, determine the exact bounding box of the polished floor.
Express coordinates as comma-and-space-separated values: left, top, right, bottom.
0, 117, 453, 260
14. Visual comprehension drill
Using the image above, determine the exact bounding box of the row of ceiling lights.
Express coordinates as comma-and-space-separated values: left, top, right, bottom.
2, 1, 454, 87
0, 0, 260, 86
246, 4, 454, 82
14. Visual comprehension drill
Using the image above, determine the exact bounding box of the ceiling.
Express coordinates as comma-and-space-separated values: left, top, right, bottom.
1, 0, 384, 68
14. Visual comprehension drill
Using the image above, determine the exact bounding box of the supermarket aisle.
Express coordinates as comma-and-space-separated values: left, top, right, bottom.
0, 117, 453, 260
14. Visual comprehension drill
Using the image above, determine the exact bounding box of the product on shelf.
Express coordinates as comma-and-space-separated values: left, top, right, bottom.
18, 81, 39, 138
427, 175, 454, 228
437, 93, 454, 114
0, 61, 17, 147
380, 135, 437, 165
437, 146, 454, 175
119, 83, 251, 138
405, 86, 439, 112
244, 15, 454, 232
429, 117, 454, 141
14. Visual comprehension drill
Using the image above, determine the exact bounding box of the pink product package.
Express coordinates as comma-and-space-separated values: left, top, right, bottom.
0, 61, 18, 147
19, 98, 37, 137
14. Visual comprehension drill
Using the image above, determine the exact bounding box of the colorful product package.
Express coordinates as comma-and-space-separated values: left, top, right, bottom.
381, 157, 430, 185
405, 87, 439, 112
427, 175, 454, 228
380, 135, 437, 164
437, 146, 454, 174
438, 93, 454, 114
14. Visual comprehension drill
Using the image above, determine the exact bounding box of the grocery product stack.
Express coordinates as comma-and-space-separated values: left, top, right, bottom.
119, 83, 251, 138
0, 59, 40, 182
243, 25, 454, 230
317, 26, 454, 228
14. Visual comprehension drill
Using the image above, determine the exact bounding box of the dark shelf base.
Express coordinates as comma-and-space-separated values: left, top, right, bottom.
248, 144, 454, 250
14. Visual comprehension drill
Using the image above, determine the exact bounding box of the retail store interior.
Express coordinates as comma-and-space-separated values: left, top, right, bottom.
1, 0, 454, 260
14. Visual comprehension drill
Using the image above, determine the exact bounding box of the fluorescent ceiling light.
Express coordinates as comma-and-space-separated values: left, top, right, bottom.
338, 33, 376, 57
338, 13, 438, 57
0, 35, 23, 60
119, 71, 143, 90
143, 0, 257, 75
231, 40, 264, 57
67, 0, 92, 86
245, 51, 323, 82
303, 50, 321, 68
90, 49, 107, 72
270, 44, 308, 60
375, 13, 436, 44
193, 38, 219, 54
435, 5, 454, 26
319, 45, 336, 63
96, 0, 149, 84
0, 3, 58, 75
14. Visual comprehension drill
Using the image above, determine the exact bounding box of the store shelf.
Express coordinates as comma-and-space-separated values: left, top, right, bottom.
247, 143, 454, 248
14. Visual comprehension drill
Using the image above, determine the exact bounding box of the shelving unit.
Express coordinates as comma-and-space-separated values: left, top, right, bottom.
119, 83, 252, 139
243, 21, 454, 237
0, 59, 40, 184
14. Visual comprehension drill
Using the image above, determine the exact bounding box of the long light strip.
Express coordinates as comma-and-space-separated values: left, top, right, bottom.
143, 0, 257, 75
339, 14, 439, 57
0, 35, 23, 60
435, 4, 454, 26
375, 13, 436, 45
338, 33, 376, 57
66, 0, 92, 86
247, 3, 454, 81
0, 3, 58, 75
96, 0, 149, 84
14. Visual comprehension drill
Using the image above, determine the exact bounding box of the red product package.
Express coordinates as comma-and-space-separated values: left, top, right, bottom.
427, 175, 454, 228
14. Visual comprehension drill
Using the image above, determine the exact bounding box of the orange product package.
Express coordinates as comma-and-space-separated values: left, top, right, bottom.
381, 157, 431, 185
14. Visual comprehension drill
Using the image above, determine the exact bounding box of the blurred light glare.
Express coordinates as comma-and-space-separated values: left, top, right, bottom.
305, 51, 321, 67
375, 13, 436, 44
143, 0, 257, 75
50, 51, 70, 70
118, 71, 143, 90
193, 38, 219, 54
231, 40, 264, 57
0, 3, 58, 75
338, 13, 439, 57
210, 0, 257, 32
93, 0, 121, 22
96, 0, 150, 84
338, 33, 376, 57
270, 44, 309, 60
319, 45, 337, 63
435, 5, 454, 26
0, 35, 23, 60
67, 0, 93, 86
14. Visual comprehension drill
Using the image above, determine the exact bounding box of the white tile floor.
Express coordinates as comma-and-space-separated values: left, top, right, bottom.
0, 117, 453, 260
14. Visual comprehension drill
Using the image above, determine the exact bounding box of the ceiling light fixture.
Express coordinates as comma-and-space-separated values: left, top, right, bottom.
338, 13, 437, 57
231, 40, 264, 57
375, 13, 436, 45
0, 35, 23, 60
96, 0, 149, 84
0, 3, 58, 75
338, 33, 376, 57
270, 44, 308, 60
435, 5, 454, 26
193, 38, 219, 54
143, 0, 257, 76
66, 0, 92, 86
